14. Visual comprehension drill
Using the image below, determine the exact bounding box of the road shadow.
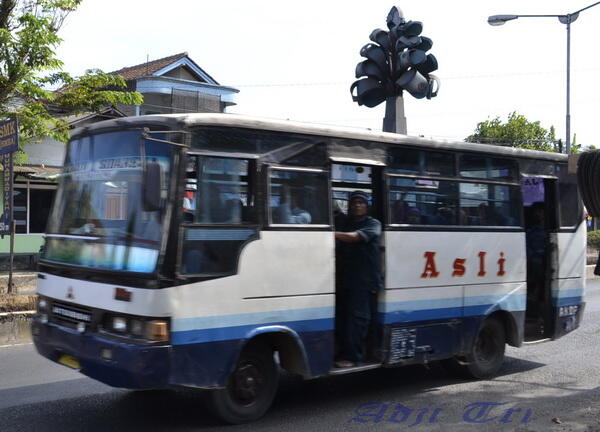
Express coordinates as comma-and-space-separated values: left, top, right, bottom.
0, 355, 552, 431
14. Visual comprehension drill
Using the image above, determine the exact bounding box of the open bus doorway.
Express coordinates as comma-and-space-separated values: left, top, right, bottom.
331, 162, 385, 368
522, 176, 558, 341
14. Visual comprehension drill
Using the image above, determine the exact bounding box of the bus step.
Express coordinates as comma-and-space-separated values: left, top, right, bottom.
329, 362, 381, 375
522, 337, 552, 345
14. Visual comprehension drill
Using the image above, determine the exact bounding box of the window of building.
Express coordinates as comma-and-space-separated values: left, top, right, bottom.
29, 188, 55, 233
13, 187, 27, 234
13, 183, 56, 234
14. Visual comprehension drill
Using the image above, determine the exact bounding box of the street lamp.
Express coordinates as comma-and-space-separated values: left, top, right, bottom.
488, 2, 600, 154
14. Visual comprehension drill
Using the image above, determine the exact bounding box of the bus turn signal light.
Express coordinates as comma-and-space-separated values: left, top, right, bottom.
147, 320, 169, 342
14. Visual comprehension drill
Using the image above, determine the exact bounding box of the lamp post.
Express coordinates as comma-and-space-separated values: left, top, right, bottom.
488, 2, 600, 154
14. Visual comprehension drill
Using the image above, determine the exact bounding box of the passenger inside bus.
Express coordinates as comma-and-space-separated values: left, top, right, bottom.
277, 184, 311, 224
406, 206, 421, 224
183, 184, 196, 222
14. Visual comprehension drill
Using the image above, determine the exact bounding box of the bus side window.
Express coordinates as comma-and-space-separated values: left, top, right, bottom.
388, 178, 459, 226
269, 168, 329, 225
459, 183, 521, 227
183, 156, 252, 224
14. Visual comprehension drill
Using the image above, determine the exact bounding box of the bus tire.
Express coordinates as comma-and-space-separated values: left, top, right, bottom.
208, 343, 278, 424
445, 317, 506, 379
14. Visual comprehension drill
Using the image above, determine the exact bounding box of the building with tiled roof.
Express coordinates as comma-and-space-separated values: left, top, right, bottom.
0, 53, 239, 266
111, 52, 239, 116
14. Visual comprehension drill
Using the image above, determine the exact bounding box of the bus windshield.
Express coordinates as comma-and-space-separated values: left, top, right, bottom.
41, 130, 172, 273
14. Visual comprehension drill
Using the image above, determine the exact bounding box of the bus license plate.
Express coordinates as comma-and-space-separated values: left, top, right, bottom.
58, 354, 80, 370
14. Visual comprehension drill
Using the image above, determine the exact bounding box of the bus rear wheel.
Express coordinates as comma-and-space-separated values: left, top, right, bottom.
208, 343, 278, 424
445, 317, 506, 379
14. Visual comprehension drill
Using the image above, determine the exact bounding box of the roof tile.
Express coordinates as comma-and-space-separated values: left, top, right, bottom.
110, 52, 189, 80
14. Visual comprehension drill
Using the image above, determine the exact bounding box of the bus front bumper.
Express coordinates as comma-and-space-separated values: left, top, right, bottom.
31, 317, 170, 389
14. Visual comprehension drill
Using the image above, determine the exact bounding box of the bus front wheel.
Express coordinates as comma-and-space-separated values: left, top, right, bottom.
208, 342, 278, 424
446, 317, 506, 379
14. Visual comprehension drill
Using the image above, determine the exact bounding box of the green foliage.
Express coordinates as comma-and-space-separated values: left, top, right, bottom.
0, 0, 143, 149
466, 112, 560, 152
571, 133, 582, 154
587, 230, 600, 249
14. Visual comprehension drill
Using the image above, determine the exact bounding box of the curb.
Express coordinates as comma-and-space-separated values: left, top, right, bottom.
0, 310, 35, 317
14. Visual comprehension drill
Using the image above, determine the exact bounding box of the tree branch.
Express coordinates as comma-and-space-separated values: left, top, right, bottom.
0, 0, 17, 30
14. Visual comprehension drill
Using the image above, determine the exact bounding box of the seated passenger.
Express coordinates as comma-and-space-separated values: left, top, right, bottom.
182, 185, 196, 222
224, 198, 243, 224
406, 207, 421, 224
393, 200, 409, 223
278, 184, 311, 224
437, 206, 455, 225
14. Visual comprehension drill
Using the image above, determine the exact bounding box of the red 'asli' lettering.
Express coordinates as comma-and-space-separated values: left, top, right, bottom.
452, 258, 466, 277
478, 251, 486, 277
497, 252, 506, 276
421, 251, 440, 278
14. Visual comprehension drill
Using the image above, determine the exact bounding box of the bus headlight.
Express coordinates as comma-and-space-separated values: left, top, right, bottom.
146, 320, 169, 342
112, 317, 127, 332
37, 297, 49, 324
103, 314, 170, 343
130, 319, 144, 337
38, 298, 48, 310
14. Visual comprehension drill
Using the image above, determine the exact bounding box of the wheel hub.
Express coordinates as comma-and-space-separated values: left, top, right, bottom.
232, 363, 264, 404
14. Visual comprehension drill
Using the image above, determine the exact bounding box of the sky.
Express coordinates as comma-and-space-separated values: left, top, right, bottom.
55, 0, 600, 146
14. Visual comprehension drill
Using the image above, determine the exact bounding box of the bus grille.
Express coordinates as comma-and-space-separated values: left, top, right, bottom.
50, 300, 93, 329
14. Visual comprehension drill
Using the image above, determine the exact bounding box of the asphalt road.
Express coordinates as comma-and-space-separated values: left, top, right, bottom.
1, 282, 600, 431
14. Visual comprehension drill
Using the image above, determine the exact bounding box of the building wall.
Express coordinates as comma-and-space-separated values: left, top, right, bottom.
140, 93, 173, 115
164, 66, 200, 82
0, 234, 44, 254
115, 103, 137, 117
23, 137, 65, 166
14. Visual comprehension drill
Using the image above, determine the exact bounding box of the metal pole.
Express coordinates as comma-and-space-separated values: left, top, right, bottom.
8, 219, 14, 293
383, 96, 407, 134
7, 153, 14, 294
566, 20, 571, 154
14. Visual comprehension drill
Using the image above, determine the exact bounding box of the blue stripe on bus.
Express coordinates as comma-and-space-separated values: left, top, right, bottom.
552, 289, 584, 299
381, 298, 462, 313
171, 317, 333, 345
172, 306, 334, 332
185, 228, 256, 241
464, 294, 526, 311
553, 296, 583, 307
381, 294, 525, 324
379, 306, 463, 324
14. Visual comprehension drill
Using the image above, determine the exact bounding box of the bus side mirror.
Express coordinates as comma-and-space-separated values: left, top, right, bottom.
143, 162, 162, 212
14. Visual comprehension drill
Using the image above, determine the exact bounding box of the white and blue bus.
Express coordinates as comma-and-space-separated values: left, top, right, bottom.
32, 114, 585, 423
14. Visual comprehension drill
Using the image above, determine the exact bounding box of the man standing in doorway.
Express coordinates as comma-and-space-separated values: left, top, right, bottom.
335, 190, 382, 368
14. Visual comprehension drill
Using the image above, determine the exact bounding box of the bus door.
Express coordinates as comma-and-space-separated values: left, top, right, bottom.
522, 176, 559, 340
330, 162, 385, 363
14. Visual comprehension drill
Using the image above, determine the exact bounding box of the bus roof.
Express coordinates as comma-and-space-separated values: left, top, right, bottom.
71, 113, 568, 163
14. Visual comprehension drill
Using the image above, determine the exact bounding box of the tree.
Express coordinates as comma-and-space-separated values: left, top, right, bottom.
466, 112, 560, 152
0, 0, 142, 155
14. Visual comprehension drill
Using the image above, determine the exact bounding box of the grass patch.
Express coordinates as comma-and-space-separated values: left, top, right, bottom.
0, 294, 37, 312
